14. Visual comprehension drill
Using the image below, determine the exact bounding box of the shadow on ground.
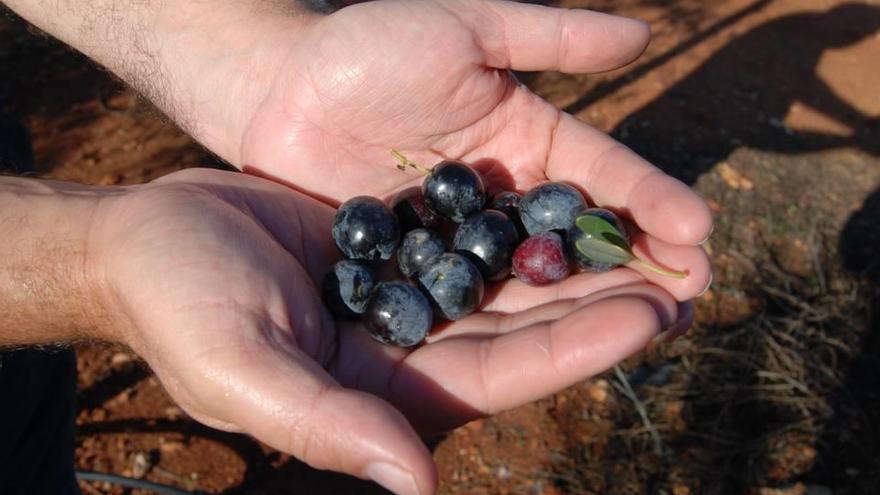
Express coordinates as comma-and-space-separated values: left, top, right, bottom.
801, 189, 880, 492
538, 3, 880, 494
608, 3, 880, 184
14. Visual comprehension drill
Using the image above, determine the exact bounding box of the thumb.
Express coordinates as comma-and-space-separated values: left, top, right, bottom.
217, 345, 437, 495
468, 0, 651, 73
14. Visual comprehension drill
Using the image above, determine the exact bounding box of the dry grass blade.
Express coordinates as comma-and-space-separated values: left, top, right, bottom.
612, 365, 664, 456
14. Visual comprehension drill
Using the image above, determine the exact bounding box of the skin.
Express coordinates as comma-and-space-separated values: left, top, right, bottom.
1, 1, 714, 494
1, 170, 689, 495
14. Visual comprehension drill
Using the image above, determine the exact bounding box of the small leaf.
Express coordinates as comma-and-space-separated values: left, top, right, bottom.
575, 212, 688, 278
574, 213, 634, 266
575, 237, 634, 265
575, 214, 629, 248
576, 214, 630, 246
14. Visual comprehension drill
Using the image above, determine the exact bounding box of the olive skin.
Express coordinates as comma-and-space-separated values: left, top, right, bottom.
417, 252, 484, 320
512, 232, 571, 286
322, 260, 376, 317
364, 282, 433, 347
398, 228, 446, 279
453, 209, 520, 281
422, 161, 486, 223
518, 182, 587, 236
332, 196, 400, 262
391, 186, 442, 233
491, 191, 528, 240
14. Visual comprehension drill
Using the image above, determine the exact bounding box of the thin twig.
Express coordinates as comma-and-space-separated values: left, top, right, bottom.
755, 370, 812, 395
809, 234, 827, 293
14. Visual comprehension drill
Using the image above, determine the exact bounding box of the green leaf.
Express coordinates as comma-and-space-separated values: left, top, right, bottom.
576, 213, 630, 246
575, 236, 634, 265
574, 213, 634, 265
574, 213, 689, 278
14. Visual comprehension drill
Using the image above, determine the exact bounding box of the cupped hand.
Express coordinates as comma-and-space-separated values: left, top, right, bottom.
89, 168, 690, 495
239, 0, 713, 299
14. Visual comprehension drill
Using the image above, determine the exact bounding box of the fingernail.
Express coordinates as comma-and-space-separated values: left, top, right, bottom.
652, 301, 694, 346
697, 272, 714, 298
697, 223, 715, 245
366, 462, 420, 495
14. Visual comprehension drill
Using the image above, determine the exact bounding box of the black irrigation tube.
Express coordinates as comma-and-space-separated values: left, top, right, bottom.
75, 470, 201, 495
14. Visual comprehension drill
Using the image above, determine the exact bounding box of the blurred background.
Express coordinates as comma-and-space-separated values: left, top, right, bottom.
2, 0, 878, 493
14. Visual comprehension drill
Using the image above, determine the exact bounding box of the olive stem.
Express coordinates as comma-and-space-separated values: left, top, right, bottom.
632, 257, 689, 279
391, 149, 432, 175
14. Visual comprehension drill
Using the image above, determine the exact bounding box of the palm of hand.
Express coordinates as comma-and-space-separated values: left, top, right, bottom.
243, 0, 559, 200
95, 169, 682, 490
241, 0, 713, 306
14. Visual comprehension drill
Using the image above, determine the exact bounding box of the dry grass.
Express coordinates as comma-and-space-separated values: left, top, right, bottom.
542, 227, 879, 494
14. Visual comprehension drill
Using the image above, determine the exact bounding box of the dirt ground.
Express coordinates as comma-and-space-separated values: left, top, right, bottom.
2, 0, 879, 494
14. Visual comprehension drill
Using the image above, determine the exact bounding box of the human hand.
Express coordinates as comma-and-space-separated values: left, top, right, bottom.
1, 0, 712, 299
87, 168, 691, 495
238, 0, 713, 300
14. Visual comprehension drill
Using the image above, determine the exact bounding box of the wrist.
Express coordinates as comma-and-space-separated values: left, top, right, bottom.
146, 4, 324, 164
0, 177, 127, 346
3, 0, 323, 166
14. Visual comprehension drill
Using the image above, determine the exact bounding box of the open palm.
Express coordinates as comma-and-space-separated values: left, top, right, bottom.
93, 168, 690, 494
240, 0, 713, 300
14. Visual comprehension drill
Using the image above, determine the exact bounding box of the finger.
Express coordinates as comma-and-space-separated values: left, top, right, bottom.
480, 268, 646, 313
210, 343, 436, 495
471, 0, 651, 73
627, 229, 712, 301
390, 296, 664, 430
432, 282, 678, 341
546, 113, 714, 245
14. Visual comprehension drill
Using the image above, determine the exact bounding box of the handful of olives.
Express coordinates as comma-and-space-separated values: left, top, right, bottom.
323, 151, 687, 347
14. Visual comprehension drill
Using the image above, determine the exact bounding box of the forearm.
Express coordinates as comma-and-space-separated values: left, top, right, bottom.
2, 0, 320, 164
0, 177, 117, 346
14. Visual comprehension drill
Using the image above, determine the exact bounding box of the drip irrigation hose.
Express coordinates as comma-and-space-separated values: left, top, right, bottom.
75, 470, 201, 495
